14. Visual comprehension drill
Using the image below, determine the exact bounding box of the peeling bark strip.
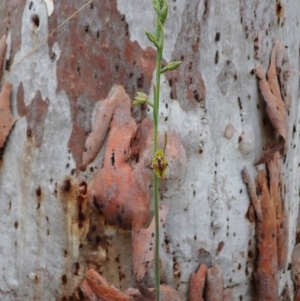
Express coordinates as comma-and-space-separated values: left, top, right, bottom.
188, 263, 207, 301
242, 167, 263, 222
0, 35, 6, 74
255, 170, 278, 301
204, 264, 224, 301
83, 85, 151, 230
267, 152, 287, 270
83, 269, 135, 301
0, 82, 16, 149
275, 42, 292, 110
132, 205, 169, 284
48, 0, 156, 169
82, 269, 182, 301
0, 35, 16, 151
255, 39, 288, 164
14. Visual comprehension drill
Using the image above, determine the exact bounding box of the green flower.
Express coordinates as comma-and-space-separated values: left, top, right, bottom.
133, 92, 149, 106
152, 149, 168, 179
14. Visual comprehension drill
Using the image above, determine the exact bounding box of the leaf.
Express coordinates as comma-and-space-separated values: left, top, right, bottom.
0, 82, 16, 149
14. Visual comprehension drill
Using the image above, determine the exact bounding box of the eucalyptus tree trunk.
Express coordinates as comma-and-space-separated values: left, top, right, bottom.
0, 0, 299, 300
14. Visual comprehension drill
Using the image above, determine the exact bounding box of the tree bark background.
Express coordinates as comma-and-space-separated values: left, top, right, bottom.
0, 0, 299, 300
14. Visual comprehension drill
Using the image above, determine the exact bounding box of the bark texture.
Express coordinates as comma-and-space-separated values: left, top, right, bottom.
0, 0, 300, 300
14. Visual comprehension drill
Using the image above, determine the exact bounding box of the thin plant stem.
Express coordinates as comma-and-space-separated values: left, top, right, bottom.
153, 18, 164, 301
134, 2, 181, 299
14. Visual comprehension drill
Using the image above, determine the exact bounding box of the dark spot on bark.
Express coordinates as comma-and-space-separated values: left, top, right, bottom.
203, 0, 209, 18
14, 221, 18, 229
193, 90, 200, 101
238, 97, 242, 110
137, 73, 144, 88
216, 241, 224, 256
215, 50, 219, 64
125, 23, 129, 36
215, 32, 220, 41
61, 179, 71, 192
72, 262, 80, 276
111, 151, 115, 166
27, 128, 32, 137
36, 186, 42, 197
50, 52, 56, 61
61, 274, 67, 284
31, 14, 40, 29
276, 2, 283, 18
116, 214, 123, 227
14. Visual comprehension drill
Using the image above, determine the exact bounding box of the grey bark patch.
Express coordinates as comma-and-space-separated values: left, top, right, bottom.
217, 60, 237, 95
165, 0, 206, 111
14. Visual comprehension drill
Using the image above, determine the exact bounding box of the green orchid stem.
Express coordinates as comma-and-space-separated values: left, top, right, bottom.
153, 17, 164, 301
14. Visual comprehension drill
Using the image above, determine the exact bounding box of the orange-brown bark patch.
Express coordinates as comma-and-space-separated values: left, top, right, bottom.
188, 263, 207, 301
85, 85, 150, 230
267, 152, 287, 269
204, 264, 224, 301
0, 82, 16, 149
132, 205, 169, 284
16, 82, 49, 148
255, 170, 278, 301
255, 40, 288, 164
84, 269, 135, 301
242, 167, 263, 221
